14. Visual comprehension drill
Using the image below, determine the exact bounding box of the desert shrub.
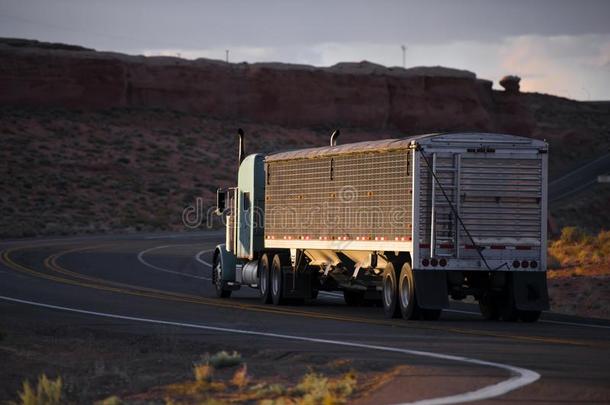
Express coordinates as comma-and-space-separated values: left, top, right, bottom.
193, 363, 214, 383
207, 351, 243, 369
10, 374, 62, 405
231, 364, 249, 390
549, 227, 609, 267
259, 372, 356, 405
94, 396, 123, 405
560, 227, 587, 244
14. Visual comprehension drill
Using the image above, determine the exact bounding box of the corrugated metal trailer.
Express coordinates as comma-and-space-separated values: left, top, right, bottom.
214, 131, 549, 322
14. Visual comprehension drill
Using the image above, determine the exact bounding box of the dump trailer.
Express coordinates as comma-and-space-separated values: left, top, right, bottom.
213, 131, 549, 322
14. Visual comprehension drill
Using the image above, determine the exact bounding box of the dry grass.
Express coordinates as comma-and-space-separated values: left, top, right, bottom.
152, 352, 359, 405
9, 374, 63, 405
547, 227, 610, 319
548, 227, 610, 274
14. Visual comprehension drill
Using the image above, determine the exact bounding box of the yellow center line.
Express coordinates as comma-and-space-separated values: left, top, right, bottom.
0, 242, 596, 348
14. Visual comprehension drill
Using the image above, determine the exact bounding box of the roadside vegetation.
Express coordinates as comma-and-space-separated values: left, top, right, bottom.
548, 227, 610, 273
547, 227, 610, 319
160, 350, 359, 405
9, 374, 63, 405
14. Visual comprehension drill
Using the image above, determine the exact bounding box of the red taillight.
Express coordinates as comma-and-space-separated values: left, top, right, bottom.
513, 260, 520, 268
521, 260, 529, 268
530, 260, 538, 269
431, 258, 438, 267
439, 258, 447, 267
422, 258, 429, 267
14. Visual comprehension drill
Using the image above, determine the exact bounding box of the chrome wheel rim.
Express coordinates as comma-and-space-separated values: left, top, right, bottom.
215, 263, 222, 289
400, 275, 410, 309
272, 266, 279, 295
383, 275, 393, 306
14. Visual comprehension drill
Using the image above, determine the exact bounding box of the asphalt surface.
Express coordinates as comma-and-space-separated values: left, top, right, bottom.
1, 231, 610, 404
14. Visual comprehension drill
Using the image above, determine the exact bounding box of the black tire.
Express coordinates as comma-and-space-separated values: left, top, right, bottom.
519, 310, 541, 323
271, 254, 285, 305
382, 261, 401, 318
343, 290, 365, 306
213, 255, 231, 298
398, 262, 419, 320
500, 290, 519, 322
479, 294, 501, 320
259, 254, 272, 304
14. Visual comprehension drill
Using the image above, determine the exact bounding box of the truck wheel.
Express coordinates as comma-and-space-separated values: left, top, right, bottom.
271, 254, 285, 305
500, 291, 519, 322
398, 262, 419, 320
213, 256, 231, 298
479, 294, 500, 320
344, 290, 365, 306
519, 310, 541, 323
259, 254, 272, 304
382, 262, 401, 318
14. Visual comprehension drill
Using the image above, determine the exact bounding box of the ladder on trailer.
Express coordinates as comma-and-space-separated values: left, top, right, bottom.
430, 153, 461, 258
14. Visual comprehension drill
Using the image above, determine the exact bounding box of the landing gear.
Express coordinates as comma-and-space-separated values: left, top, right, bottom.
259, 254, 272, 304
213, 256, 232, 298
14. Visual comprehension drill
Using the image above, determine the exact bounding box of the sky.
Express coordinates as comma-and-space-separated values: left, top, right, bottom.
1, 0, 609, 100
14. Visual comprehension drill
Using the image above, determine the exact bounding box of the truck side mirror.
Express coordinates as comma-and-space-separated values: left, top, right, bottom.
215, 188, 226, 215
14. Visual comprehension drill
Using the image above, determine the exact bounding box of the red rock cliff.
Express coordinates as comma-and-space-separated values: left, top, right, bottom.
0, 39, 535, 135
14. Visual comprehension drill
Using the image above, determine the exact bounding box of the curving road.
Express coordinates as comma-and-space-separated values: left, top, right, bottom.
1, 231, 610, 404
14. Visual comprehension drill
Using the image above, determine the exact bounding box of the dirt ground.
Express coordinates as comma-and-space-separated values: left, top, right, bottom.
548, 265, 610, 320
0, 308, 399, 404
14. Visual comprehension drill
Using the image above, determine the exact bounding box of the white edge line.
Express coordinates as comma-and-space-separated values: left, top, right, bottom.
195, 249, 214, 268
137, 245, 212, 281
0, 294, 540, 405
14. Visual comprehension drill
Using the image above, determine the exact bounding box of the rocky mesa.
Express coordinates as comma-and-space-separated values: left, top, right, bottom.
0, 38, 534, 135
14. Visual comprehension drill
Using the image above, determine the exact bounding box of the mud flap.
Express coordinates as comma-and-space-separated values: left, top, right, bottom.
512, 272, 549, 311
413, 270, 449, 309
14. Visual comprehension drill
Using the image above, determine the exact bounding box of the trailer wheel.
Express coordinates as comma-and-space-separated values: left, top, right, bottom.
500, 289, 519, 322
398, 262, 420, 320
343, 290, 365, 306
271, 254, 285, 305
478, 294, 500, 320
259, 254, 272, 304
213, 255, 231, 298
382, 262, 401, 318
519, 310, 541, 323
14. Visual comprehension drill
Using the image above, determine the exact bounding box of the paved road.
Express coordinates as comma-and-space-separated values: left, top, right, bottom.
1, 232, 609, 404
549, 153, 610, 202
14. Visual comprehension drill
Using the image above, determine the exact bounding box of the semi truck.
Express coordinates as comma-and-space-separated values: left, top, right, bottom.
213, 130, 549, 322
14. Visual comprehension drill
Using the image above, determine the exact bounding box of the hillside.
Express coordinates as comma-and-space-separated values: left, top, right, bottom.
1, 38, 609, 238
